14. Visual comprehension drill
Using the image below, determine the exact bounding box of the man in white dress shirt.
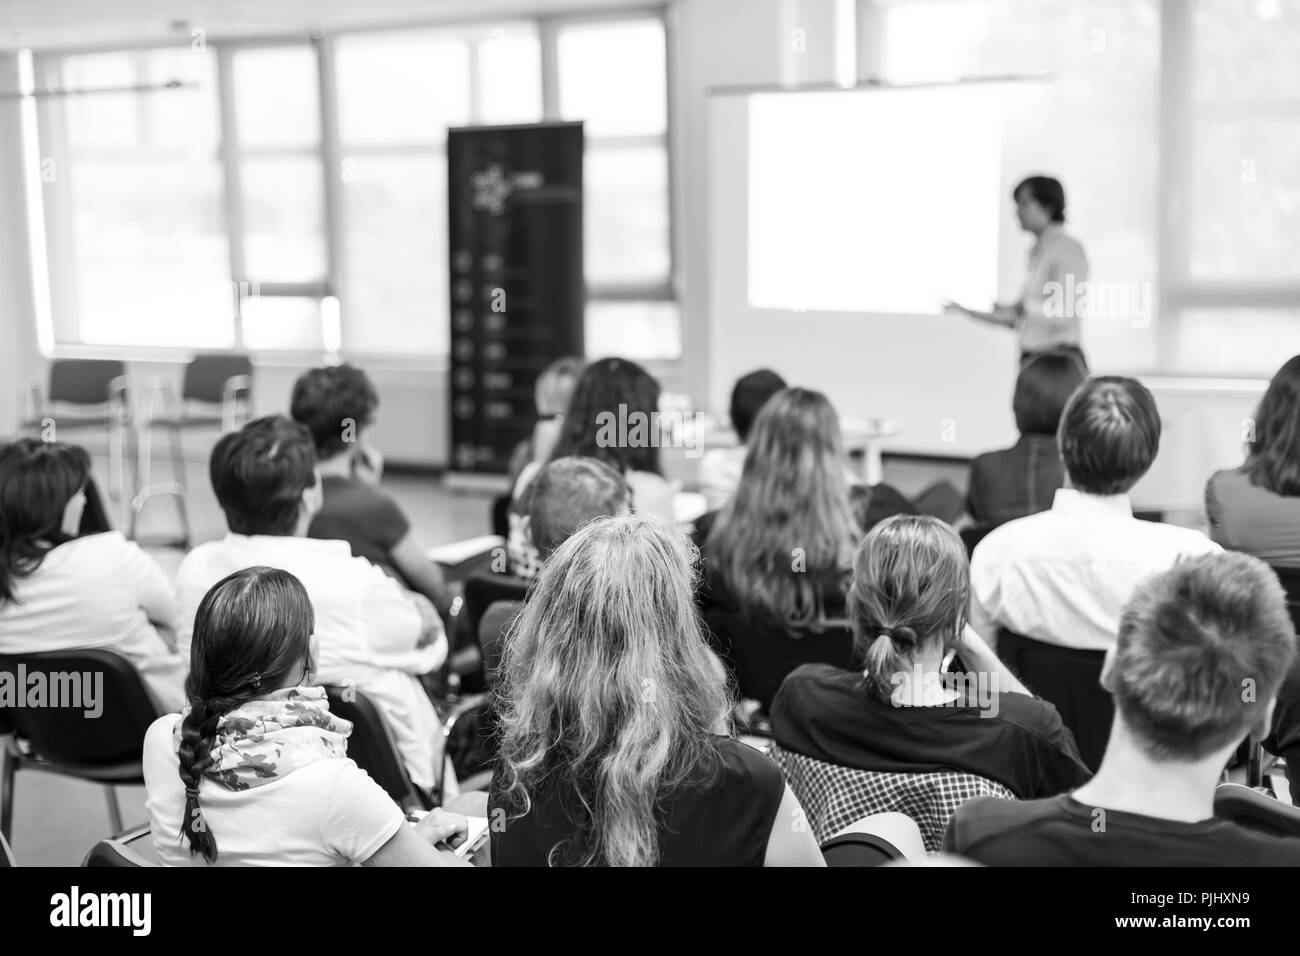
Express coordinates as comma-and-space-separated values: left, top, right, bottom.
970, 376, 1221, 651
175, 415, 446, 790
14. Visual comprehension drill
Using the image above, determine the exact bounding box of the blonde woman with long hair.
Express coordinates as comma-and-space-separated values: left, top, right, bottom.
698, 387, 868, 710
490, 513, 824, 867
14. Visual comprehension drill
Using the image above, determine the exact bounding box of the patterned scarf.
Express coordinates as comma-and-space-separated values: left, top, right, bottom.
174, 686, 353, 792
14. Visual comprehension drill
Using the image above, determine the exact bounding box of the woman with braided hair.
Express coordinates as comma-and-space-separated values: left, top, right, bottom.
143, 566, 468, 866
770, 515, 1091, 802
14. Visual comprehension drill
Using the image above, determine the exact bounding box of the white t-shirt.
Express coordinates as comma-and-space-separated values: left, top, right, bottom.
0, 531, 185, 713
174, 534, 444, 789
143, 714, 404, 867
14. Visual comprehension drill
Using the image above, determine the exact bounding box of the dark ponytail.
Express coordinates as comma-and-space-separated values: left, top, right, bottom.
176, 566, 315, 863
0, 439, 91, 604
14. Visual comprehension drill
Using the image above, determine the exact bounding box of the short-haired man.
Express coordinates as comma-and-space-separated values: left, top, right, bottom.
478, 457, 632, 677
699, 368, 787, 511
291, 364, 452, 622
970, 376, 1221, 650
175, 415, 446, 790
947, 552, 1300, 866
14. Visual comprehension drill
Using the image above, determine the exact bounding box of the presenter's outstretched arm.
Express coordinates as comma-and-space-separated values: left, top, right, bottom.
944, 300, 1019, 328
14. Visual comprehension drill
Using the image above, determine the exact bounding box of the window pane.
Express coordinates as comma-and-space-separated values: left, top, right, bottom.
1193, 0, 1300, 103
477, 32, 542, 125
342, 153, 447, 354
1174, 309, 1300, 375
1189, 118, 1300, 281
241, 156, 326, 281
241, 295, 322, 351
586, 300, 680, 360
586, 146, 670, 285
48, 50, 232, 348
232, 46, 319, 149
336, 32, 471, 145
558, 19, 667, 136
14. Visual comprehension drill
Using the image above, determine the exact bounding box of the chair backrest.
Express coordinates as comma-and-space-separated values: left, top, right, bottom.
1271, 565, 1300, 634
461, 573, 530, 653
0, 831, 14, 867
821, 831, 903, 867
81, 839, 156, 867
959, 524, 994, 558
1214, 782, 1300, 840
182, 353, 253, 404
771, 743, 1016, 852
997, 628, 1112, 772
324, 684, 430, 813
478, 599, 524, 682
0, 649, 161, 766
48, 359, 127, 406
703, 605, 856, 713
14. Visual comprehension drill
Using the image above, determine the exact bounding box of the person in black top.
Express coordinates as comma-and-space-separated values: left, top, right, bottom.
770, 515, 1090, 798
946, 551, 1300, 866
965, 352, 1085, 529
490, 513, 824, 867
291, 364, 452, 622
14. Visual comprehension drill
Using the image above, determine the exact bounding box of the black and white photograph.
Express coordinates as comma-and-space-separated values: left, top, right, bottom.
0, 0, 1296, 931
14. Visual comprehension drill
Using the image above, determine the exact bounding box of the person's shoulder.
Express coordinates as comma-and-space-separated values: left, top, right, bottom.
949, 794, 1068, 852
972, 509, 1050, 559
986, 690, 1070, 739
143, 714, 182, 767
53, 530, 133, 561
714, 737, 783, 794
771, 663, 856, 716
1141, 519, 1221, 554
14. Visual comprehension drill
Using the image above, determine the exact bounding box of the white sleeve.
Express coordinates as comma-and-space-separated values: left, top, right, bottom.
320, 760, 407, 864
358, 564, 431, 663
967, 548, 1003, 644
119, 539, 178, 629
172, 554, 206, 661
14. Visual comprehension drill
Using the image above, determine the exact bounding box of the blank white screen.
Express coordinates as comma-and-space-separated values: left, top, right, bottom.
748, 85, 1004, 314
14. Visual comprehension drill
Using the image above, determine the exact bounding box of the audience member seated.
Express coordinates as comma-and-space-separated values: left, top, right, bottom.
174, 416, 447, 791
699, 367, 786, 511
506, 356, 585, 488
291, 364, 452, 622
947, 552, 1300, 866
1206, 354, 1300, 569
771, 516, 1090, 833
490, 513, 824, 866
506, 357, 676, 579
699, 387, 862, 710
478, 457, 632, 680
966, 352, 1086, 529
971, 376, 1221, 649
144, 566, 469, 866
0, 438, 185, 712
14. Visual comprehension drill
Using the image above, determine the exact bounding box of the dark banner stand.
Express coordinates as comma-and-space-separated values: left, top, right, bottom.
444, 121, 584, 492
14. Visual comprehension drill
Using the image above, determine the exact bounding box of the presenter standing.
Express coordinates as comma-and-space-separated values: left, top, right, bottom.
946, 175, 1089, 373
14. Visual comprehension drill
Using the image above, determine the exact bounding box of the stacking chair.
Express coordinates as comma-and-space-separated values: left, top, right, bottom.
1214, 782, 1300, 840
20, 359, 132, 499
82, 824, 158, 867
772, 743, 1015, 852
997, 628, 1112, 772
325, 684, 434, 815
130, 353, 253, 548
0, 649, 161, 843
0, 830, 14, 867
702, 606, 856, 714
325, 684, 493, 812
451, 573, 530, 692
821, 812, 926, 866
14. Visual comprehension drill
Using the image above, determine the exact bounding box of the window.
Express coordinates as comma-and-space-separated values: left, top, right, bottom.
34, 12, 677, 363
556, 16, 676, 359
872, 0, 1161, 372
37, 48, 233, 348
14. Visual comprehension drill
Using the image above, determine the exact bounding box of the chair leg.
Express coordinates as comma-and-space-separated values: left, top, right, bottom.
0, 750, 15, 845
169, 424, 192, 549
105, 785, 123, 837
107, 420, 123, 500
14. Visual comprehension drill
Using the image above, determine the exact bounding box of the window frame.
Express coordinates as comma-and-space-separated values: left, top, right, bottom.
30, 5, 678, 369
